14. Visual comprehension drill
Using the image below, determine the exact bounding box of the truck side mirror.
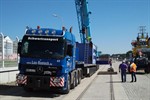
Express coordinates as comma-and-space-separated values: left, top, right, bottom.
17, 41, 22, 54
67, 45, 73, 56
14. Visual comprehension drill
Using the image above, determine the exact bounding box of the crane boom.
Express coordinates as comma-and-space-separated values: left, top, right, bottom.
75, 0, 91, 43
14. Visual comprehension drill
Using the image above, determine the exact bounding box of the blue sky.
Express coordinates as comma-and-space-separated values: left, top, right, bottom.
0, 0, 150, 54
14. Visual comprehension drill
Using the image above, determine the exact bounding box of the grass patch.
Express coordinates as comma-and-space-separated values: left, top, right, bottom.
0, 61, 18, 67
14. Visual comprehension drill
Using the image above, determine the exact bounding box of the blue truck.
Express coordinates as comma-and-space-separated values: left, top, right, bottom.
16, 0, 98, 93
16, 26, 98, 93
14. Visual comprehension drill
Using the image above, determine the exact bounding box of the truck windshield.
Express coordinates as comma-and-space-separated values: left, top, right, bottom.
21, 36, 66, 59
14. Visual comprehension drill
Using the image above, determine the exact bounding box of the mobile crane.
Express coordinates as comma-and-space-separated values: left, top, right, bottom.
75, 0, 92, 43
16, 0, 98, 94
75, 0, 97, 65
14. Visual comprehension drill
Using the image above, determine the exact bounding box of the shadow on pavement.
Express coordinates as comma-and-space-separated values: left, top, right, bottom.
107, 81, 134, 83
0, 84, 61, 98
127, 72, 145, 75
0, 84, 17, 90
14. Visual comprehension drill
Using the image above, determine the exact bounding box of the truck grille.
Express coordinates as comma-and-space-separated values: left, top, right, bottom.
20, 64, 62, 76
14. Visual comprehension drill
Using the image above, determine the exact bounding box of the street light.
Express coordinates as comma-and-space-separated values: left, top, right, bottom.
16, 36, 19, 63
52, 14, 64, 27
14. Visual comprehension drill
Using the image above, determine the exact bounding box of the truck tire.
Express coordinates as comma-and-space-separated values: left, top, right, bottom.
145, 67, 150, 73
145, 69, 149, 73
78, 70, 81, 84
71, 75, 76, 89
75, 72, 78, 86
62, 75, 70, 94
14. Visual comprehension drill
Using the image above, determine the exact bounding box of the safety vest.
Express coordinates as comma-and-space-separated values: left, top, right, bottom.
130, 63, 137, 72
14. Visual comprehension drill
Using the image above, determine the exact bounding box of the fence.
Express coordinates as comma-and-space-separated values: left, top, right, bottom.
0, 33, 19, 68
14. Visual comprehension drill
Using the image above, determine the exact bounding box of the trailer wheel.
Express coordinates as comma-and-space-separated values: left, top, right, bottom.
62, 75, 70, 94
75, 72, 78, 86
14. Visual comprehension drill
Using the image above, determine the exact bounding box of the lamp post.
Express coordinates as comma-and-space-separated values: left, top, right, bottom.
16, 36, 19, 63
52, 14, 64, 27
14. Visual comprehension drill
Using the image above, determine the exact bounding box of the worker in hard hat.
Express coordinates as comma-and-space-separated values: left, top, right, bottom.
130, 60, 137, 82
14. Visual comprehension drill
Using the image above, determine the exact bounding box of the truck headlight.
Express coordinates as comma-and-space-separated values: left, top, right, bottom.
53, 77, 61, 83
17, 74, 26, 80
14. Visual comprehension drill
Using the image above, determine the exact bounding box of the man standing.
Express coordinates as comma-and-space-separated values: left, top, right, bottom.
109, 59, 112, 67
119, 61, 128, 82
130, 61, 137, 82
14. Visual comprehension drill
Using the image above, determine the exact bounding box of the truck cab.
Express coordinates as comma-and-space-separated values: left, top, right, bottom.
17, 26, 77, 93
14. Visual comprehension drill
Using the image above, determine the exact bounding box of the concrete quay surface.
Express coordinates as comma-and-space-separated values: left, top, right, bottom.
63, 62, 150, 100
0, 67, 18, 84
0, 62, 150, 100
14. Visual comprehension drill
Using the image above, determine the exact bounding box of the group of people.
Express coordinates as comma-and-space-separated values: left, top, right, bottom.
119, 60, 137, 82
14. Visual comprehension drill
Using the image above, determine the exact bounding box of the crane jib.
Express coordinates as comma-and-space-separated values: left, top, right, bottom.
75, 0, 92, 43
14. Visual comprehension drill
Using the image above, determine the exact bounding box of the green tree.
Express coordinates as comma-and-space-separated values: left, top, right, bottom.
126, 50, 132, 59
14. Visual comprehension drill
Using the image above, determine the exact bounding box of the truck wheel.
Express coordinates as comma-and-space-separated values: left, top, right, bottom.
71, 75, 75, 89
148, 68, 150, 73
148, 66, 150, 73
145, 69, 148, 73
78, 71, 81, 84
145, 67, 150, 73
62, 75, 70, 94
75, 72, 78, 86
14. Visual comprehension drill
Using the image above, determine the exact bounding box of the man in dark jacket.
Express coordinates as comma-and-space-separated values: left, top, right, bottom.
119, 61, 128, 82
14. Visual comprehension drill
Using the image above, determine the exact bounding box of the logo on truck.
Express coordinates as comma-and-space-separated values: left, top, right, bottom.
36, 66, 43, 73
